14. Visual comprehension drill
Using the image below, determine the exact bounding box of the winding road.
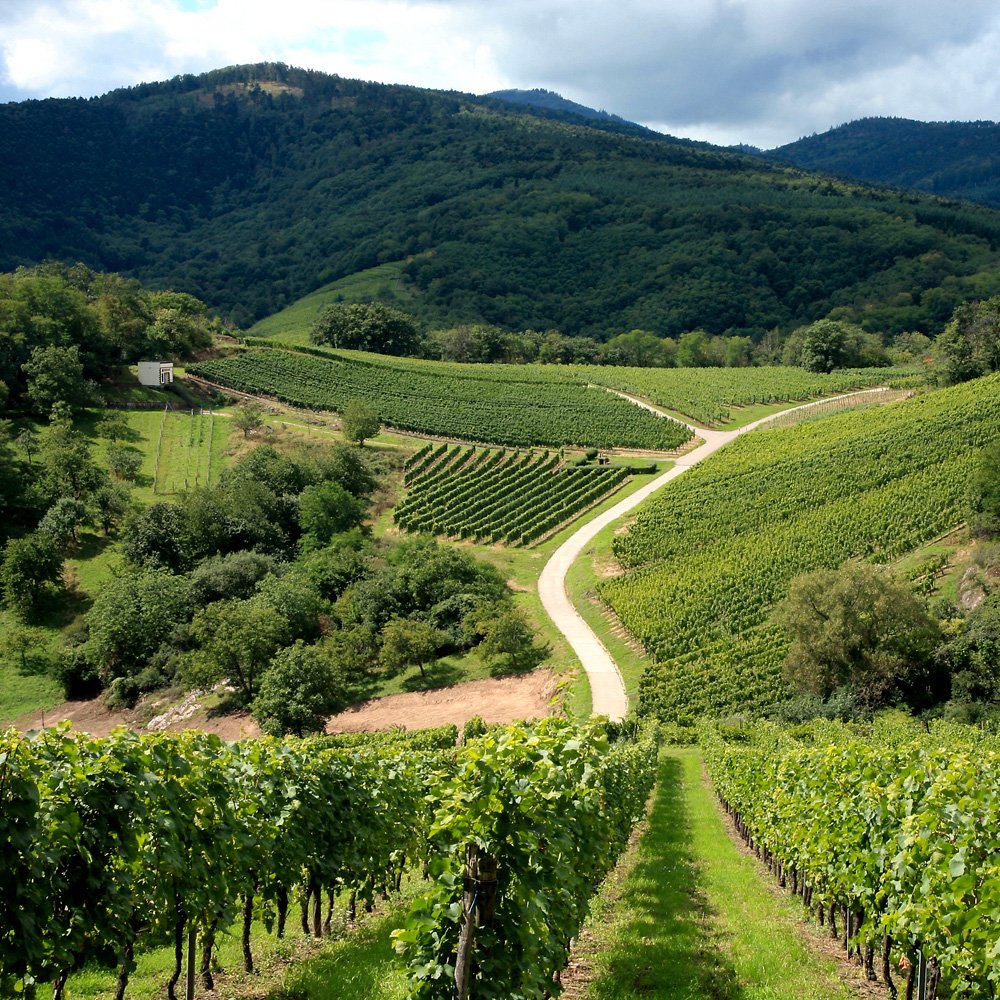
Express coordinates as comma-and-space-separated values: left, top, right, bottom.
538, 390, 888, 720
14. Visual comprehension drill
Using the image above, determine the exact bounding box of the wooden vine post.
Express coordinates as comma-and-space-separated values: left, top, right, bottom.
454, 844, 498, 1000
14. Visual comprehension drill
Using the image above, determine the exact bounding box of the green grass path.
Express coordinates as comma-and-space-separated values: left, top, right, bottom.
575, 749, 855, 1000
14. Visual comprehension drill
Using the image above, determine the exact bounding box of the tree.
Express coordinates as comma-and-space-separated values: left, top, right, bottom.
379, 617, 441, 679
36, 497, 88, 549
31, 417, 108, 508
782, 318, 888, 373
602, 329, 670, 367
83, 570, 193, 682
310, 302, 421, 356
95, 413, 132, 442
675, 330, 712, 368
776, 562, 943, 710
105, 443, 142, 482
21, 344, 92, 416
475, 606, 549, 675
251, 641, 346, 737
15, 428, 39, 464
340, 399, 380, 447
231, 401, 265, 439
298, 480, 365, 548
936, 297, 1000, 384
0, 530, 64, 619
968, 437, 1000, 537
185, 599, 289, 702
120, 502, 192, 571
188, 550, 282, 605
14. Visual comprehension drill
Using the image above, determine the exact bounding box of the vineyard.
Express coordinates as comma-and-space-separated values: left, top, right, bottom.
0, 719, 657, 1000
313, 349, 909, 428
394, 444, 638, 545
583, 365, 912, 426
151, 408, 223, 495
190, 349, 690, 451
598, 372, 1000, 723
702, 718, 1000, 998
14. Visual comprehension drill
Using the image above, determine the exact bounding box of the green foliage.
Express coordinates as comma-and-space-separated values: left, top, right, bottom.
104, 442, 142, 481
230, 400, 265, 438
0, 726, 425, 999
310, 302, 420, 356
379, 618, 442, 679
83, 569, 193, 682
0, 531, 63, 619
185, 599, 289, 702
251, 640, 346, 736
781, 318, 889, 372
601, 373, 1000, 724
969, 436, 1000, 537
937, 296, 1000, 384
21, 344, 92, 416
394, 446, 630, 545
475, 606, 549, 675
187, 549, 282, 604
0, 264, 215, 407
702, 720, 1000, 997
767, 116, 1000, 209
392, 719, 658, 998
340, 398, 380, 446
298, 480, 365, 549
776, 563, 943, 710
8, 69, 1000, 339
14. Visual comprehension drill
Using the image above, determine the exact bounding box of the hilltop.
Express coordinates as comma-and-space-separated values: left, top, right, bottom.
766, 116, 1000, 208
6, 64, 1000, 338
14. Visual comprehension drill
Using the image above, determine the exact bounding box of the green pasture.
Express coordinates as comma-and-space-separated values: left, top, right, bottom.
250, 261, 413, 343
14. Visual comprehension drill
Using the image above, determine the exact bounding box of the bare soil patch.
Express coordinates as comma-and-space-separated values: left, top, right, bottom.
12, 669, 556, 738
326, 668, 556, 733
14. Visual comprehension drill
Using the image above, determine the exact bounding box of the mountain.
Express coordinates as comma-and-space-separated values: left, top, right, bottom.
766, 117, 1000, 209
484, 88, 639, 128
5, 64, 1000, 338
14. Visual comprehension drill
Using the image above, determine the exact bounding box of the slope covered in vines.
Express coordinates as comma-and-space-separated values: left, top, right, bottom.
190, 348, 691, 450
599, 373, 1000, 723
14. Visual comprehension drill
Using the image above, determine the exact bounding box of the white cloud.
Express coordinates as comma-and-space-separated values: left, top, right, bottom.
2, 0, 1000, 146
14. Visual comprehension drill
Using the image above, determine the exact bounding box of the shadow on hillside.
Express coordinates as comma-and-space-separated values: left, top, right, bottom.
398, 658, 463, 692
584, 755, 748, 1000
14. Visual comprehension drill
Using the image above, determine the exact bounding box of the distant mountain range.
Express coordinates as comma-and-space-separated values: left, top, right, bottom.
4, 64, 1000, 337
484, 97, 1000, 212
764, 117, 1000, 209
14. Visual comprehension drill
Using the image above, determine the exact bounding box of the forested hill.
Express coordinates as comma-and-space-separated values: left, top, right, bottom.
6, 63, 1000, 337
766, 117, 1000, 209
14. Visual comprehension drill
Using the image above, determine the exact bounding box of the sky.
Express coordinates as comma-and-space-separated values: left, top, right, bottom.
3, 0, 1000, 148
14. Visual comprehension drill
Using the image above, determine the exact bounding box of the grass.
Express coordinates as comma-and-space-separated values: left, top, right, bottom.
249, 261, 414, 343
66, 879, 414, 1000
574, 749, 856, 1000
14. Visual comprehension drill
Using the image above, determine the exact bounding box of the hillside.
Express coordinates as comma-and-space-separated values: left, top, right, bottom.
767, 117, 1000, 208
601, 371, 1000, 723
6, 64, 1000, 338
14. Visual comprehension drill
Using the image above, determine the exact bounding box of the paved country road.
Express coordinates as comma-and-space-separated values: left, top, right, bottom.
538, 390, 888, 719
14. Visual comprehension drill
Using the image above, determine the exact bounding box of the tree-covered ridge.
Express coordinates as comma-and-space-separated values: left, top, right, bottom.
6, 63, 1000, 336
766, 117, 1000, 209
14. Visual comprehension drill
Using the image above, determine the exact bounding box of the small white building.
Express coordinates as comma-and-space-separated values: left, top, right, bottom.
137, 361, 174, 387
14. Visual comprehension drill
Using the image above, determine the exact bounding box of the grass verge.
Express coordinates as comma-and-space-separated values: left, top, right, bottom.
66, 879, 414, 1000
569, 748, 856, 1000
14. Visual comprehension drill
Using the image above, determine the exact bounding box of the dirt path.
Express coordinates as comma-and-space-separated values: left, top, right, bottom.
539, 390, 887, 719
